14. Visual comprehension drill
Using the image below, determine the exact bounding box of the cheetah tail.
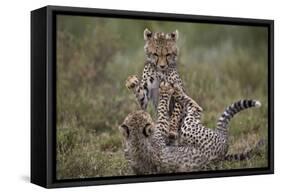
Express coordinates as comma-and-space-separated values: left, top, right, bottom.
216, 99, 261, 133
224, 139, 265, 161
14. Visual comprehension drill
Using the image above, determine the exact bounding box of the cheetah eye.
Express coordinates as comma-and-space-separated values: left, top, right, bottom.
153, 53, 158, 57
166, 54, 171, 57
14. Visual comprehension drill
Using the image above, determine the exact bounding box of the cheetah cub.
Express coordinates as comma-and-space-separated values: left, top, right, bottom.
126, 29, 202, 140
168, 83, 263, 161
120, 83, 208, 174
121, 82, 263, 174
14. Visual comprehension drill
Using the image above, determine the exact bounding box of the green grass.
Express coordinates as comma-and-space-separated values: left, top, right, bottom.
56, 16, 268, 179
57, 128, 133, 179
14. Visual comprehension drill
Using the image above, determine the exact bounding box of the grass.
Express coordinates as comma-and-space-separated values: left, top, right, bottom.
57, 128, 133, 179
56, 16, 268, 179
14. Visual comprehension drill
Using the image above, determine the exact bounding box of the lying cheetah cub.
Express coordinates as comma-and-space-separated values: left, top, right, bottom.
171, 83, 262, 161
120, 83, 208, 174
121, 82, 263, 174
126, 29, 202, 140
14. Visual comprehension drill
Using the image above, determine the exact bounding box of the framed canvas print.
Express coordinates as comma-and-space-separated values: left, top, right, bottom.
31, 5, 274, 188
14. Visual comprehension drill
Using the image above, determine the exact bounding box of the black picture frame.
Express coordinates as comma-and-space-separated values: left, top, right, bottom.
31, 5, 274, 188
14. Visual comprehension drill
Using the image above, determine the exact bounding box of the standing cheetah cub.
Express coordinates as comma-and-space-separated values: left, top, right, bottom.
126, 29, 202, 140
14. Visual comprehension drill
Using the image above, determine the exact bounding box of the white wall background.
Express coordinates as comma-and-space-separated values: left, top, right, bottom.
0, 0, 279, 193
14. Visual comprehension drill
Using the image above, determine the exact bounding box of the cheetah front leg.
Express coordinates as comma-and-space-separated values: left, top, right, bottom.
125, 63, 157, 110
126, 75, 149, 110
168, 101, 183, 140
155, 82, 174, 136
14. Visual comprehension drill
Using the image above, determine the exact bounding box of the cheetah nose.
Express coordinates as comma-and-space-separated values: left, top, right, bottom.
159, 64, 165, 69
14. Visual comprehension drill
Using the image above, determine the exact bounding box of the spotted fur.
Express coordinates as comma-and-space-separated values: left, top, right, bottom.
172, 83, 262, 161
120, 83, 208, 174
126, 29, 202, 141
121, 82, 262, 174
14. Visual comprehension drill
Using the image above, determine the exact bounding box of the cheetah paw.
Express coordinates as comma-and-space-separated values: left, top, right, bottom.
172, 83, 184, 96
168, 131, 178, 139
125, 75, 139, 89
159, 81, 174, 96
167, 131, 179, 146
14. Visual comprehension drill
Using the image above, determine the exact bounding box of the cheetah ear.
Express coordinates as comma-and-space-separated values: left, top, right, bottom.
119, 124, 130, 138
143, 123, 153, 137
171, 30, 179, 41
144, 28, 152, 41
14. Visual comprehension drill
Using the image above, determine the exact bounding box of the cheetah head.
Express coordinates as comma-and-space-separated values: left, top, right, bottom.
143, 28, 179, 71
119, 110, 154, 140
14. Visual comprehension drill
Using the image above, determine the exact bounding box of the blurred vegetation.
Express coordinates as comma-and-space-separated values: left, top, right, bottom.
56, 15, 268, 179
